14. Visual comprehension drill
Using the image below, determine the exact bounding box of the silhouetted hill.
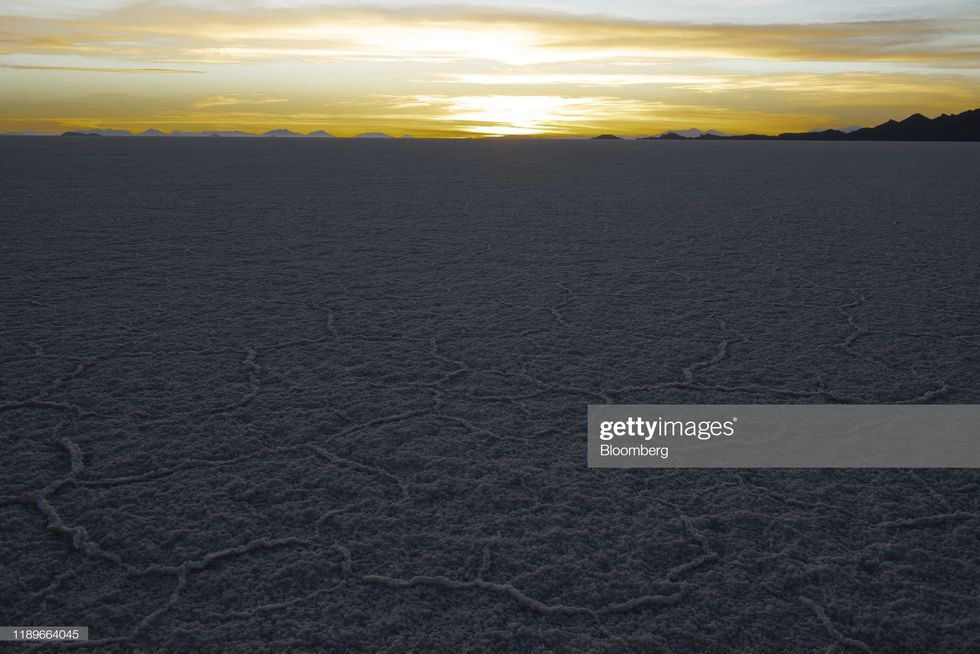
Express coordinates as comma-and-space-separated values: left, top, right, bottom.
264, 129, 304, 138
637, 108, 980, 142
636, 128, 728, 140
88, 129, 134, 137
775, 108, 980, 141
777, 129, 848, 141
61, 131, 100, 137
848, 109, 980, 140
592, 134, 622, 140
670, 128, 727, 139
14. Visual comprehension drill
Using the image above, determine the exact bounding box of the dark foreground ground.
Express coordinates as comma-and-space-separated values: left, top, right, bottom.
1, 138, 978, 652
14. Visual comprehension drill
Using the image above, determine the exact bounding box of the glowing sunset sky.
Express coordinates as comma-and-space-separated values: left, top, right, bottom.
2, 0, 979, 136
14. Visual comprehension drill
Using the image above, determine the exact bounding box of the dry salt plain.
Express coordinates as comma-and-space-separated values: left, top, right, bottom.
1, 138, 979, 652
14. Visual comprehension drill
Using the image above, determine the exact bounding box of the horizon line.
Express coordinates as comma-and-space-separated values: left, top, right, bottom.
5, 106, 977, 141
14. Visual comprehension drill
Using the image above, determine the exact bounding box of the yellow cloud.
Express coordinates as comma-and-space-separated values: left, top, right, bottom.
0, 64, 202, 73
439, 73, 729, 87
190, 94, 289, 109
1, 4, 978, 66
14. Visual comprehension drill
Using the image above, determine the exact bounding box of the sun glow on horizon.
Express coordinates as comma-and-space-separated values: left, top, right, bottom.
407, 94, 641, 135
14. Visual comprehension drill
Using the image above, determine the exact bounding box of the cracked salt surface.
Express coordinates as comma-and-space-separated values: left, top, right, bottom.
1, 138, 978, 652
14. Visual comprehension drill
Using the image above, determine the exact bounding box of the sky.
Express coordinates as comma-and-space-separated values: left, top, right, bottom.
1, 0, 979, 136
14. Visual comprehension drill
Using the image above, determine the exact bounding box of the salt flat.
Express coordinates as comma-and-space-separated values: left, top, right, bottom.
1, 138, 978, 652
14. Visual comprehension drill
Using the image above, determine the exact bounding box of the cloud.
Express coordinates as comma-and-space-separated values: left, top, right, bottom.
0, 3, 977, 66
1, 64, 203, 73
190, 94, 289, 109
437, 72, 980, 99
438, 73, 730, 87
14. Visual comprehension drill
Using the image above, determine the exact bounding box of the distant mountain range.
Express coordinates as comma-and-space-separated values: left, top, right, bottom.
43, 129, 416, 139
56, 128, 339, 138
637, 128, 729, 139
5, 107, 979, 141
810, 125, 862, 134
632, 108, 980, 141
